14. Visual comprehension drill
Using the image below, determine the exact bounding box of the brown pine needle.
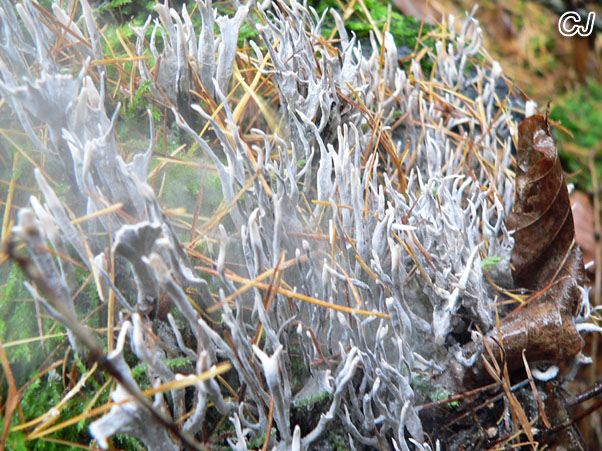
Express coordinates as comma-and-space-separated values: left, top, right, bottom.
197, 264, 389, 319
91, 55, 146, 66
71, 203, 123, 225
0, 342, 19, 451
262, 397, 274, 451
253, 253, 285, 346
148, 144, 188, 182
154, 156, 215, 170
207, 254, 308, 313
0, 130, 57, 185
37, 436, 101, 450
522, 351, 551, 429
1, 154, 17, 243
2, 332, 68, 349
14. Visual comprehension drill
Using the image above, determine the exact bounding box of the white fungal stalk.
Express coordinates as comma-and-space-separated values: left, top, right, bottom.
3, 0, 579, 449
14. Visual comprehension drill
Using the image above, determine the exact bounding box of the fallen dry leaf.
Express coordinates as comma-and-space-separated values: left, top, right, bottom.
508, 114, 587, 315
461, 115, 588, 387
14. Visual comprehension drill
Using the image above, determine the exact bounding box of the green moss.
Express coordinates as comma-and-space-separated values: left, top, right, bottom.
160, 163, 204, 212
0, 265, 118, 448
3, 364, 145, 450
326, 429, 348, 450
5, 370, 108, 450
21, 376, 63, 421
287, 345, 311, 393
113, 435, 145, 450
97, 0, 155, 20
106, 0, 134, 8
0, 420, 26, 451
292, 389, 332, 409
0, 267, 65, 386
551, 80, 602, 190
312, 0, 433, 51
73, 267, 103, 331
412, 376, 458, 408
238, 23, 259, 45
246, 435, 263, 449
131, 356, 193, 389
124, 80, 154, 121
481, 255, 502, 271
113, 434, 146, 451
